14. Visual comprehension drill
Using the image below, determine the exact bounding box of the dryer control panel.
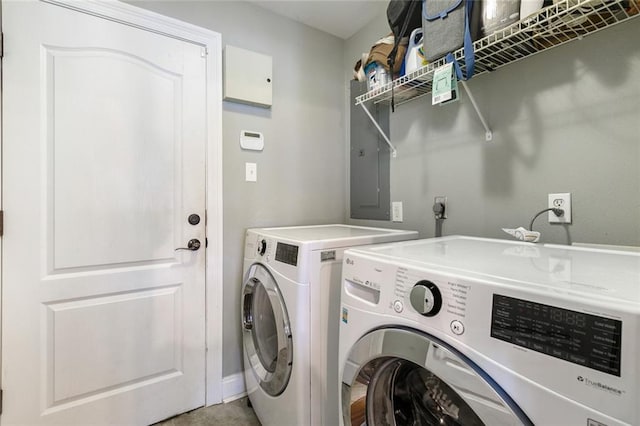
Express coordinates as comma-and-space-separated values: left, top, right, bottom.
392, 266, 471, 338
244, 231, 306, 283
342, 255, 468, 339
275, 242, 299, 266
491, 294, 622, 377
248, 235, 299, 267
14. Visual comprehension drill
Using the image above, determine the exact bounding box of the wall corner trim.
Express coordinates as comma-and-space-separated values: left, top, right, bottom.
221, 372, 247, 404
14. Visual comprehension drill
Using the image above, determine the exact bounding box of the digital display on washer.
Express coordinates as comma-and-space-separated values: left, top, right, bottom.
275, 242, 298, 266
491, 294, 622, 376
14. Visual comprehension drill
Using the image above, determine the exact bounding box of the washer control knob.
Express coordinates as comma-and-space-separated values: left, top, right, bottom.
393, 300, 404, 313
257, 239, 267, 256
409, 280, 442, 317
450, 320, 465, 335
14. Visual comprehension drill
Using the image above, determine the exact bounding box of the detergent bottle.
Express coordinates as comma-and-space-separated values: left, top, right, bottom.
403, 28, 427, 75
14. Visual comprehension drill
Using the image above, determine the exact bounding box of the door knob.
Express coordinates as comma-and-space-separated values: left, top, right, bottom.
175, 239, 201, 251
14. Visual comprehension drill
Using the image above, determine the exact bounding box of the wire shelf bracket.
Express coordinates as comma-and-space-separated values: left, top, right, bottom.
359, 103, 397, 158
460, 81, 493, 142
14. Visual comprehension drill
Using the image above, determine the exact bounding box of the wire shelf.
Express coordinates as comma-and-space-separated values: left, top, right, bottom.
355, 0, 640, 106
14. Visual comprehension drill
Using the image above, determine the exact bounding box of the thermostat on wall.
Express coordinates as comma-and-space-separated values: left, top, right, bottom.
240, 130, 264, 151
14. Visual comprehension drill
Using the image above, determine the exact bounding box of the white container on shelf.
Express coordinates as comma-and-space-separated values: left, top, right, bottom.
520, 0, 545, 20
364, 62, 390, 91
404, 28, 427, 75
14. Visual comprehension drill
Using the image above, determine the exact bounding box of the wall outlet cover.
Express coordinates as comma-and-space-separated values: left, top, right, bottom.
392, 201, 403, 222
548, 193, 571, 224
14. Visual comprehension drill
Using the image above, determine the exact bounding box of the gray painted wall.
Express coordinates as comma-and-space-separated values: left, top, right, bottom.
129, 1, 639, 381
131, 1, 347, 378
345, 13, 640, 247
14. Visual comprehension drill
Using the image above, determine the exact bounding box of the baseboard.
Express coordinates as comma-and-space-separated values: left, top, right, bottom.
222, 372, 247, 403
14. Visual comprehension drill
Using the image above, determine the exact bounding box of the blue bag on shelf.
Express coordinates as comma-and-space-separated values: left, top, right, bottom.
422, 0, 481, 80
422, 0, 480, 62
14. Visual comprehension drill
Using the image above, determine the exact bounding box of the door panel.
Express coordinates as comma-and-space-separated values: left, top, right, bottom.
46, 286, 181, 404
48, 47, 180, 270
2, 1, 207, 424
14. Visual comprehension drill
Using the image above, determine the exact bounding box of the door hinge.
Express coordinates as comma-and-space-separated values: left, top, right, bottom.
0, 388, 3, 414
1, 33, 4, 58
0, 210, 4, 237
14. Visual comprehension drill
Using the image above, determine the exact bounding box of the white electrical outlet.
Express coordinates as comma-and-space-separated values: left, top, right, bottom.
392, 201, 403, 222
246, 162, 257, 182
548, 193, 571, 224
434, 196, 447, 219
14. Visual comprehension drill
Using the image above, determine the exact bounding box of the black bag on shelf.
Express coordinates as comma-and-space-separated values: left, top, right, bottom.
388, 0, 424, 39
387, 0, 423, 72
386, 0, 423, 111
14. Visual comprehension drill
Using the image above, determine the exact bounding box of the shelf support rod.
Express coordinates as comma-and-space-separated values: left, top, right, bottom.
460, 81, 493, 142
360, 103, 397, 157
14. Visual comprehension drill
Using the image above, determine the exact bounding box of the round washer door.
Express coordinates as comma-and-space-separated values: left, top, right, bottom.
242, 263, 293, 396
341, 327, 533, 426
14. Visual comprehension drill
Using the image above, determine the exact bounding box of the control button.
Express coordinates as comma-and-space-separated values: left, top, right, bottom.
409, 280, 442, 317
257, 239, 267, 256
393, 300, 404, 313
450, 320, 465, 335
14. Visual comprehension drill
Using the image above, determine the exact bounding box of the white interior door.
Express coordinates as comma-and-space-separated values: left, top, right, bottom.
2, 1, 209, 423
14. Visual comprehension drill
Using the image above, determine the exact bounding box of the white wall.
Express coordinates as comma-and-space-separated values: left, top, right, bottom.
345, 13, 640, 247
131, 1, 347, 378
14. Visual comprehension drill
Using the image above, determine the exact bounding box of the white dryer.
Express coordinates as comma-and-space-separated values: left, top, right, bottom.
241, 224, 418, 426
339, 236, 639, 426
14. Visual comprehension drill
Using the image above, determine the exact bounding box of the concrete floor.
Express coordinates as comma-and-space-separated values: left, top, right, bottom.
154, 397, 261, 426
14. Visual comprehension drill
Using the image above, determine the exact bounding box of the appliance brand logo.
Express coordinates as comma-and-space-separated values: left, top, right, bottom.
345, 258, 354, 265
577, 376, 623, 396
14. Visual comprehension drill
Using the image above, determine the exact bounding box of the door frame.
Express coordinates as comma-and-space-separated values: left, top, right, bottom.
1, 0, 224, 407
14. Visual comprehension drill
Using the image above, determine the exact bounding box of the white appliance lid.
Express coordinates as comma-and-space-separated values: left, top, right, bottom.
255, 224, 415, 243
349, 236, 640, 305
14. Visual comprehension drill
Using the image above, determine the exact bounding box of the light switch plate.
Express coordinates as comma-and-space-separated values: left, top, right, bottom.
246, 162, 257, 182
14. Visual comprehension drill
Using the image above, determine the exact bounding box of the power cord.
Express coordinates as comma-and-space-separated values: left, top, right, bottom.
529, 208, 564, 231
433, 201, 446, 237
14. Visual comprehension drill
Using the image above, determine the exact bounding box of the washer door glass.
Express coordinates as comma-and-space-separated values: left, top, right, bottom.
342, 328, 533, 426
242, 264, 293, 396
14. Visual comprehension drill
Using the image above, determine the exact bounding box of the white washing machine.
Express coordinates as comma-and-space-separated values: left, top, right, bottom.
339, 236, 639, 426
241, 224, 418, 426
